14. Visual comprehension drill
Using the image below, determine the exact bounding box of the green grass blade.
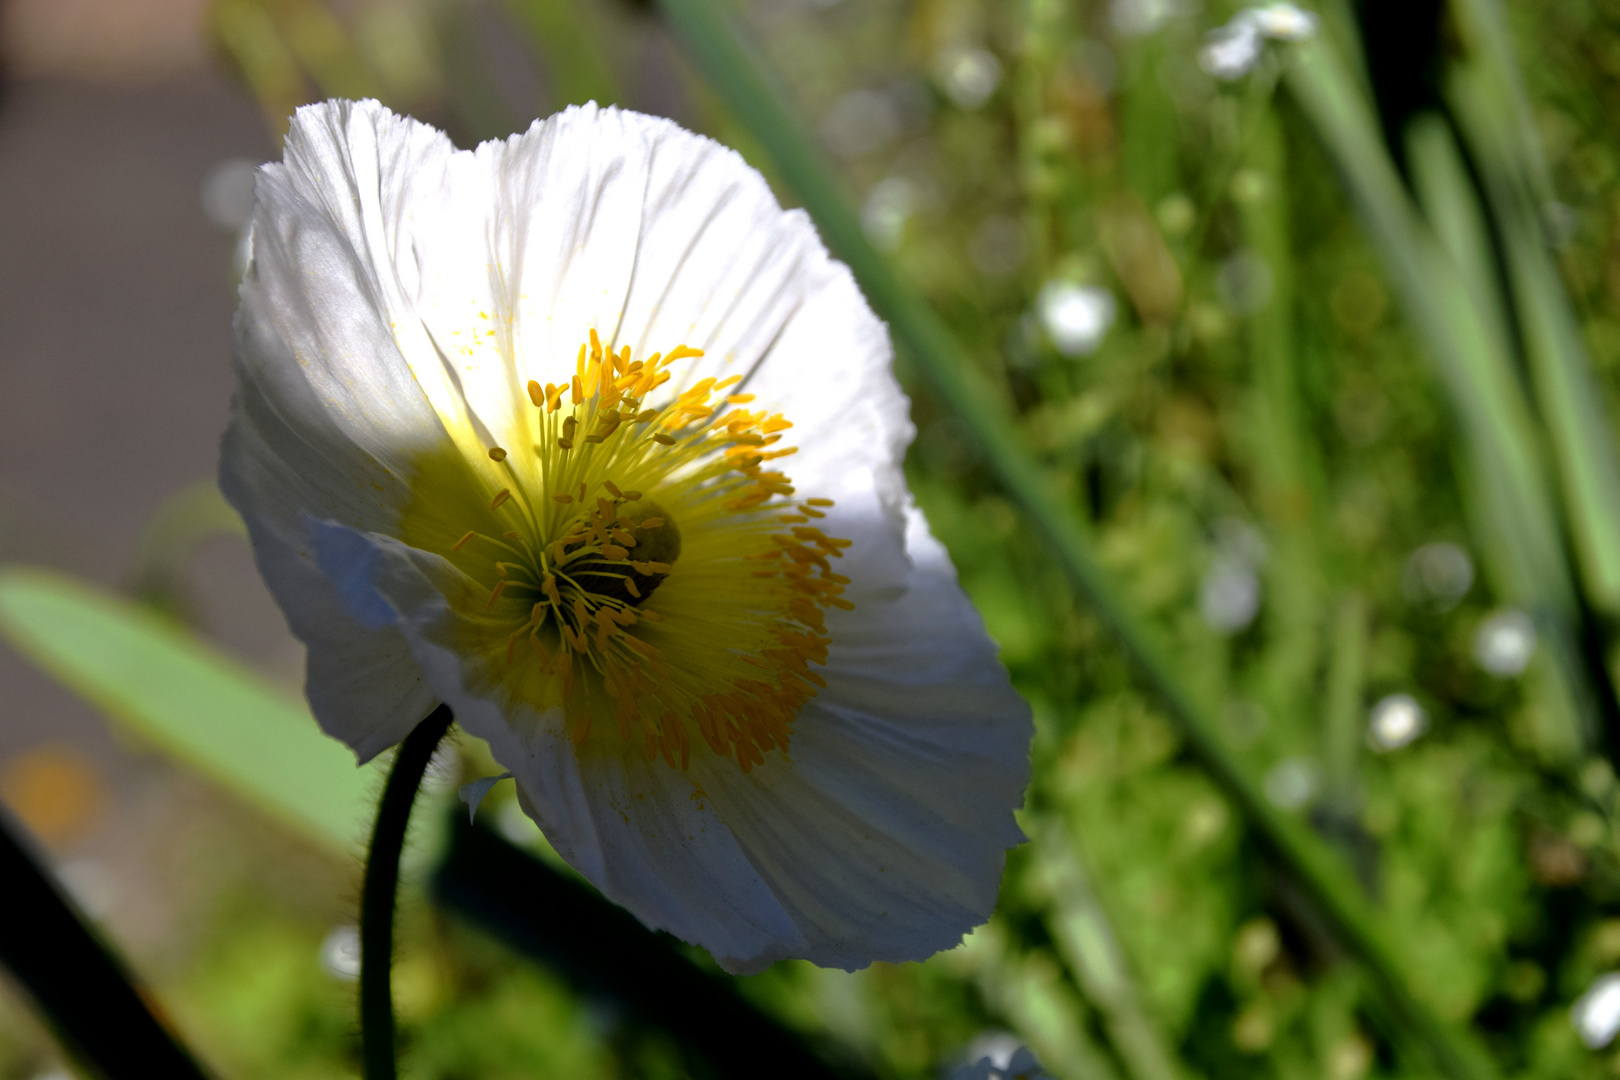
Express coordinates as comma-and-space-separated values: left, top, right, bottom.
1286, 38, 1590, 760
1445, 69, 1620, 619
655, 2, 1500, 1075
0, 565, 376, 855
1030, 817, 1185, 1080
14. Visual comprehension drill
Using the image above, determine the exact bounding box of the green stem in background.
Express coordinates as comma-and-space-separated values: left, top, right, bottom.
1030, 817, 1184, 1080
0, 806, 214, 1080
1321, 594, 1368, 815
654, 2, 1497, 1077
361, 704, 454, 1080
960, 923, 1123, 1080
1285, 35, 1593, 764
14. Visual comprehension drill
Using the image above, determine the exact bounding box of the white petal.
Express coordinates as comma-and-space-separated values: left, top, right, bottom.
687, 504, 1030, 970
305, 503, 1029, 972
481, 105, 915, 582
220, 391, 436, 759
305, 518, 808, 963
223, 99, 498, 754
458, 772, 513, 822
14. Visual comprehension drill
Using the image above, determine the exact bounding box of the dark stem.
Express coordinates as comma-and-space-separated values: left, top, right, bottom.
0, 805, 212, 1079
361, 704, 454, 1080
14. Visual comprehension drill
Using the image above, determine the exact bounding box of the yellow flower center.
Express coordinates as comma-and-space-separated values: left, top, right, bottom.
413, 332, 852, 773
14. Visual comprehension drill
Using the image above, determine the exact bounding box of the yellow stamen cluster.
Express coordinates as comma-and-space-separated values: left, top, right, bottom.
446, 332, 853, 773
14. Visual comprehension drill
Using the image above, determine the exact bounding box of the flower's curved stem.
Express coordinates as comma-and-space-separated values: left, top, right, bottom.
361, 704, 454, 1080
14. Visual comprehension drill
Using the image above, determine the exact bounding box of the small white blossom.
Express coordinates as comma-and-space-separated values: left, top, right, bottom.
862, 177, 918, 251
1264, 757, 1319, 809
936, 46, 1003, 110
320, 925, 362, 980
1200, 4, 1317, 81
1368, 693, 1427, 752
1403, 542, 1474, 611
1036, 282, 1116, 357
1199, 519, 1266, 633
1250, 2, 1318, 40
1574, 973, 1620, 1048
1200, 21, 1264, 80
949, 1039, 1053, 1080
1474, 610, 1537, 677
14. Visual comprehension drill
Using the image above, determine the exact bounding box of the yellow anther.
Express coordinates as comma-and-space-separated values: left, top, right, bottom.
665, 344, 704, 362
547, 385, 564, 412
571, 375, 584, 405
486, 579, 509, 609
805, 498, 835, 507
604, 480, 624, 499
826, 597, 856, 610
639, 517, 665, 528
526, 380, 545, 407
488, 446, 508, 462
762, 415, 793, 433
653, 433, 676, 446
635, 409, 658, 423
715, 375, 743, 390
638, 609, 664, 622
491, 488, 512, 510
647, 561, 671, 574
611, 529, 636, 546
543, 574, 561, 605
622, 490, 642, 500
602, 544, 629, 561
552, 494, 573, 504
451, 530, 476, 552
589, 327, 603, 360
503, 531, 522, 539
799, 506, 825, 518
725, 394, 755, 404
573, 597, 589, 624
625, 578, 642, 599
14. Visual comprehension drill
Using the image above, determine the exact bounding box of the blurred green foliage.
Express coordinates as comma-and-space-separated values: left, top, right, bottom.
13, 0, 1620, 1076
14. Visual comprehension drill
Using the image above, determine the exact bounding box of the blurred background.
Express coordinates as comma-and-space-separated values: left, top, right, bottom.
6, 0, 1620, 1076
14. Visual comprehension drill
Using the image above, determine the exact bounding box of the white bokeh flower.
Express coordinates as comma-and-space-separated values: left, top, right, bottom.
1200, 3, 1317, 81
1574, 972, 1620, 1048
219, 100, 1031, 975
1474, 609, 1537, 677
1367, 693, 1427, 752
1036, 281, 1116, 357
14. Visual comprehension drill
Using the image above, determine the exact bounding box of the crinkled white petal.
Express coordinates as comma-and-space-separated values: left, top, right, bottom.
224, 98, 1031, 969
307, 503, 1029, 972
220, 100, 467, 756
225, 100, 921, 755
476, 107, 914, 583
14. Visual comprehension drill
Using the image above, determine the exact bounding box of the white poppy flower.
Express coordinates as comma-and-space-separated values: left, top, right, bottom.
219, 99, 1031, 974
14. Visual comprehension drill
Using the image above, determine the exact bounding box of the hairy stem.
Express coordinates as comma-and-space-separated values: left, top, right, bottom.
361, 704, 454, 1080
